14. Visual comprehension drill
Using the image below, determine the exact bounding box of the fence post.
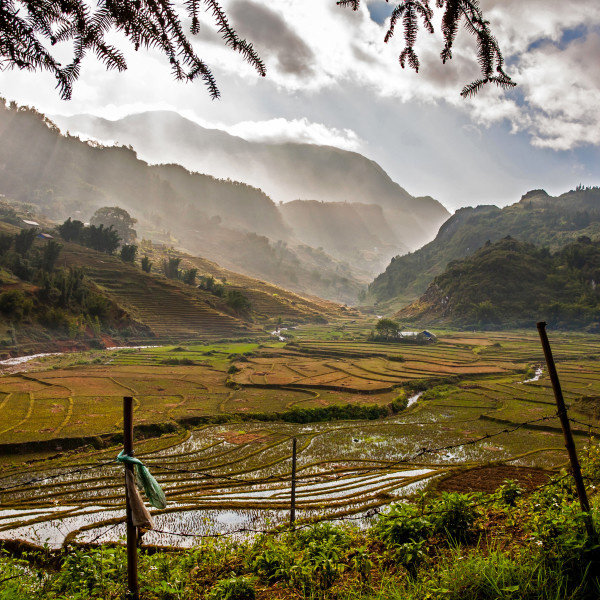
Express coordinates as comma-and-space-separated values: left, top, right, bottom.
536, 322, 595, 537
123, 396, 139, 599
291, 437, 297, 529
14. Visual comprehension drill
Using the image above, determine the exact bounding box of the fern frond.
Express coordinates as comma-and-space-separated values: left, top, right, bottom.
460, 78, 487, 98
337, 0, 360, 10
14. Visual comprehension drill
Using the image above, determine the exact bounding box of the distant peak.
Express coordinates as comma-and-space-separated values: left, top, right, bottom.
520, 189, 549, 202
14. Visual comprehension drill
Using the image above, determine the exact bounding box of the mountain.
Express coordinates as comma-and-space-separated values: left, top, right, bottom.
0, 101, 368, 303
398, 236, 600, 330
51, 110, 450, 251
279, 200, 408, 274
369, 188, 600, 307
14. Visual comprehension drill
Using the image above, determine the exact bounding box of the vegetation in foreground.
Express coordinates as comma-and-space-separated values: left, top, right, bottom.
1, 445, 599, 600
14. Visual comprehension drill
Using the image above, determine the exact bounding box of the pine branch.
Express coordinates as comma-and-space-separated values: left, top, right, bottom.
339, 0, 515, 95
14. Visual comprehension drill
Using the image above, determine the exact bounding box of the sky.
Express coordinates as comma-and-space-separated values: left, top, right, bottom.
2, 0, 600, 212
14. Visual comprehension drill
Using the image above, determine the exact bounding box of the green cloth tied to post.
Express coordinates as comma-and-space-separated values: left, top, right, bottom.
117, 451, 167, 510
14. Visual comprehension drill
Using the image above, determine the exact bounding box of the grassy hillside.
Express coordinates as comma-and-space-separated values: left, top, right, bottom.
0, 101, 366, 303
398, 236, 600, 329
370, 188, 600, 308
0, 204, 356, 353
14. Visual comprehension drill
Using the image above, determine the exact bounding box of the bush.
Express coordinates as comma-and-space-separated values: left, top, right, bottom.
141, 255, 152, 273
14, 228, 37, 256
250, 538, 294, 584
120, 244, 137, 263
0, 233, 13, 255
182, 268, 198, 285
496, 479, 525, 507
433, 492, 477, 542
0, 290, 32, 321
374, 502, 432, 547
226, 290, 251, 313
208, 576, 255, 600
391, 392, 408, 412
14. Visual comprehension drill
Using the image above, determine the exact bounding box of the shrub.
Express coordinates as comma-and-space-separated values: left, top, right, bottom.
374, 502, 432, 547
250, 538, 294, 584
162, 256, 181, 279
40, 239, 62, 271
120, 244, 137, 263
14, 228, 37, 256
496, 479, 525, 507
141, 255, 152, 273
433, 492, 477, 542
0, 290, 32, 321
182, 268, 198, 285
0, 233, 13, 255
208, 576, 255, 600
391, 392, 408, 412
226, 290, 251, 313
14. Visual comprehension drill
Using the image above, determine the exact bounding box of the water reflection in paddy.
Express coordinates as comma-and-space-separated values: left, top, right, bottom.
0, 405, 563, 547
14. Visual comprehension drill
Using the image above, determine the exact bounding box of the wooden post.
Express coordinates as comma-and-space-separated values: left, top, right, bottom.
123, 396, 139, 599
290, 437, 297, 528
536, 322, 594, 537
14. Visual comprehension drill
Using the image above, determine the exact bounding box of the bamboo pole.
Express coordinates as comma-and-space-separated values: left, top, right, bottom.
536, 322, 594, 537
291, 437, 297, 528
123, 396, 139, 599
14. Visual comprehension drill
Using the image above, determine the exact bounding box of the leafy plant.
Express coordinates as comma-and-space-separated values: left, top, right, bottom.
433, 492, 477, 542
497, 479, 525, 507
374, 502, 432, 546
207, 576, 255, 600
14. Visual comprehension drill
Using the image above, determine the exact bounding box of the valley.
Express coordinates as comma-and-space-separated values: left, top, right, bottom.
0, 99, 599, 599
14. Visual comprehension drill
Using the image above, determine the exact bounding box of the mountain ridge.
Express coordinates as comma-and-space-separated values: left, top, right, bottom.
369, 187, 600, 307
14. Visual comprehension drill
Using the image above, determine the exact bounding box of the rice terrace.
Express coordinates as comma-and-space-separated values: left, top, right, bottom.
1, 325, 598, 549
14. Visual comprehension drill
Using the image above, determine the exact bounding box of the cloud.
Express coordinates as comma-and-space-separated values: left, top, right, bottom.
228, 1, 316, 76
514, 32, 600, 149
224, 117, 363, 150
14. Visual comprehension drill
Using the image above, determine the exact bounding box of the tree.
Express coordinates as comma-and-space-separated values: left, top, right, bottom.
41, 239, 63, 272
0, 234, 13, 256
162, 256, 182, 279
1, 0, 265, 100
14, 227, 38, 256
120, 244, 137, 263
339, 0, 514, 97
1, 1, 511, 99
182, 268, 198, 285
375, 318, 400, 339
58, 218, 85, 243
226, 289, 251, 313
82, 223, 121, 254
90, 207, 137, 245
141, 255, 152, 273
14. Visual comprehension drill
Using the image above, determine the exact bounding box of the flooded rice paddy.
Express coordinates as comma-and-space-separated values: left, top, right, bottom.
1, 329, 598, 548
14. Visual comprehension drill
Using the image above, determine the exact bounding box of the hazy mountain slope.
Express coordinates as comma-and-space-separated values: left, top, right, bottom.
0, 104, 285, 240
398, 236, 600, 330
52, 110, 450, 250
0, 102, 366, 303
0, 205, 354, 353
370, 188, 600, 305
279, 200, 407, 273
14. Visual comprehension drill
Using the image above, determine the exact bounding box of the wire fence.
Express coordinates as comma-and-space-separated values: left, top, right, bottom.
0, 409, 596, 546
0, 412, 568, 493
